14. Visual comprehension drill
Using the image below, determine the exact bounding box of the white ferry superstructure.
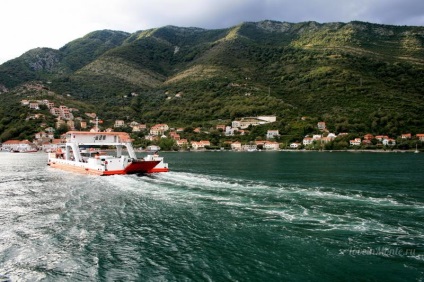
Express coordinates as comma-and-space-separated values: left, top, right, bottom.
47, 131, 169, 175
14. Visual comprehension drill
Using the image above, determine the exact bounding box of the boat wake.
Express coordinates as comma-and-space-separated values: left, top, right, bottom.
100, 172, 423, 243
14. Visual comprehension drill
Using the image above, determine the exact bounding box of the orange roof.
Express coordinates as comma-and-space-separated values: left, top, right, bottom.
3, 140, 32, 144
3, 140, 21, 144
52, 139, 64, 144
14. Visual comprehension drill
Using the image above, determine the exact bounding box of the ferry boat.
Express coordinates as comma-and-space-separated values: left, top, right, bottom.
47, 131, 169, 175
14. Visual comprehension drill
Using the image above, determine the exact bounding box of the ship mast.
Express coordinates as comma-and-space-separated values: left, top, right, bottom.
95, 117, 99, 132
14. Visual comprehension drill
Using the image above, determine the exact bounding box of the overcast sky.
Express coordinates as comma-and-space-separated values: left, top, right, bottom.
1, 0, 423, 64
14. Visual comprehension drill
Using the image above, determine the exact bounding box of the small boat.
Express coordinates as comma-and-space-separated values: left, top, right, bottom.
47, 131, 169, 175
415, 144, 419, 154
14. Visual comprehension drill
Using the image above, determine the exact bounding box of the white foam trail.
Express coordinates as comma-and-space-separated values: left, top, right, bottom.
89, 171, 422, 237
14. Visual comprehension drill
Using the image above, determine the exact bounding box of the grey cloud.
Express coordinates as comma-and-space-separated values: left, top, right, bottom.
127, 0, 423, 30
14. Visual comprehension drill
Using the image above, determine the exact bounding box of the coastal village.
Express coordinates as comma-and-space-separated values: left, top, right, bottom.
1, 99, 423, 152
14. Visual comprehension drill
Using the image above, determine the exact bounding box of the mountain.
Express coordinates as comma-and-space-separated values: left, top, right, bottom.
0, 30, 130, 88
0, 20, 423, 141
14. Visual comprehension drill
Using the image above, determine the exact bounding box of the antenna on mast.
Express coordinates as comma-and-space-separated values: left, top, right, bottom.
95, 117, 99, 132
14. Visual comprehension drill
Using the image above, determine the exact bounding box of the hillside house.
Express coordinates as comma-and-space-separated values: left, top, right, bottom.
375, 135, 389, 141
131, 125, 143, 132
191, 140, 210, 150
382, 138, 396, 146
176, 139, 188, 147
266, 130, 279, 139
150, 124, 169, 136
232, 116, 276, 129
225, 126, 238, 136
231, 141, 242, 151
29, 102, 40, 110
114, 120, 125, 128
169, 132, 181, 140
59, 106, 73, 120
263, 141, 280, 151
216, 125, 226, 131
350, 138, 362, 146
416, 134, 424, 141
35, 131, 50, 139
401, 133, 412, 139
317, 122, 326, 130
50, 107, 61, 116
242, 144, 258, 151
303, 137, 314, 146
364, 134, 374, 140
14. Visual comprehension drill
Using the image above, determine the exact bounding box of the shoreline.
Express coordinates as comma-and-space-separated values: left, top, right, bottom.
139, 149, 420, 153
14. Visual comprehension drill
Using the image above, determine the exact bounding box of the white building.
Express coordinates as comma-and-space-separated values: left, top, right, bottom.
382, 138, 396, 146
303, 137, 314, 146
114, 120, 125, 128
350, 138, 362, 146
231, 141, 242, 151
232, 116, 276, 129
225, 126, 238, 136
242, 144, 258, 151
263, 141, 280, 151
150, 124, 169, 136
191, 140, 210, 150
266, 130, 280, 139
2, 140, 37, 152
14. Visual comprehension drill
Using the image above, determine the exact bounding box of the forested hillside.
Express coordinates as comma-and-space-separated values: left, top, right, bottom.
0, 20, 423, 141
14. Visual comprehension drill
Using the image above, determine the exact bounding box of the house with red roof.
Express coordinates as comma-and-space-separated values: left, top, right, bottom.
191, 140, 210, 150
2, 140, 37, 152
416, 134, 424, 141
150, 124, 169, 136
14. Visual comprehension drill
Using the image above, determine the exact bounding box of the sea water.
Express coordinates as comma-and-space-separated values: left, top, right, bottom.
0, 151, 423, 281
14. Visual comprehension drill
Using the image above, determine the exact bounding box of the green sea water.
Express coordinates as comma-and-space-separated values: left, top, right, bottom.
0, 151, 423, 281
